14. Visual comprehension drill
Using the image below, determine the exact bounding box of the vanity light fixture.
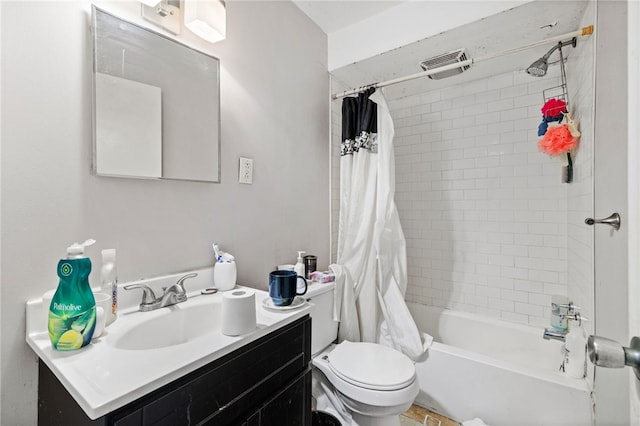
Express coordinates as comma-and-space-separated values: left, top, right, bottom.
139, 0, 161, 7
141, 0, 181, 35
184, 0, 226, 44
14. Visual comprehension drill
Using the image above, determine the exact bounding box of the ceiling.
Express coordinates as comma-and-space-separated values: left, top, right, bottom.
307, 1, 591, 99
292, 1, 405, 34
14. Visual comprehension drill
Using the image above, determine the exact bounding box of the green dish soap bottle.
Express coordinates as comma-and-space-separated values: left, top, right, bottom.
48, 239, 97, 351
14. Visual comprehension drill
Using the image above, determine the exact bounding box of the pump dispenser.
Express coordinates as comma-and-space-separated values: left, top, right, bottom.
48, 239, 97, 351
294, 251, 306, 277
564, 323, 587, 378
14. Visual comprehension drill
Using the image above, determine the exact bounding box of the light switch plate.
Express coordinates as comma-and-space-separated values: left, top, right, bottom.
239, 157, 253, 184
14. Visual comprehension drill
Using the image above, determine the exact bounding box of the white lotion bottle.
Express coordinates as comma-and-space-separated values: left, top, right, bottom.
564, 324, 587, 378
294, 251, 306, 293
100, 248, 118, 326
294, 251, 306, 277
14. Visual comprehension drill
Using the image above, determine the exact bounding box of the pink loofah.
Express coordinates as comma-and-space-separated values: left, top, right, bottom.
538, 124, 577, 156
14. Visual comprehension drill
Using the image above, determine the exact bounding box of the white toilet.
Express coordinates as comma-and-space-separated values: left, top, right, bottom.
306, 281, 419, 426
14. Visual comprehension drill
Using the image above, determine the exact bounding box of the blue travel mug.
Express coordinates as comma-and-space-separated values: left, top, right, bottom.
269, 270, 307, 306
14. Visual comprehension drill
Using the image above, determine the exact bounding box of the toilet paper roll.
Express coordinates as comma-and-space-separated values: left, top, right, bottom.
221, 289, 256, 336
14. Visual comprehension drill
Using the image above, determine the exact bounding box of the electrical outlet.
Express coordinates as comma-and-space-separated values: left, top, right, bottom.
239, 157, 253, 184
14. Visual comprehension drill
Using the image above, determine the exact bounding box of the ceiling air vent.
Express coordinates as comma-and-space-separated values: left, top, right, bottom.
419, 49, 471, 80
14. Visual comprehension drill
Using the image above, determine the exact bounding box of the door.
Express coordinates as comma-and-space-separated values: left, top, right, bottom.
628, 0, 640, 423
593, 1, 638, 425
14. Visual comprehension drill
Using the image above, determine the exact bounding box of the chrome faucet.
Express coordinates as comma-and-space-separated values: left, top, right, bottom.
543, 302, 587, 341
160, 273, 195, 306
124, 273, 197, 312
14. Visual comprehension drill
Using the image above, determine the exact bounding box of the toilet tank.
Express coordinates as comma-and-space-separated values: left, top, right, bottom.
306, 281, 339, 356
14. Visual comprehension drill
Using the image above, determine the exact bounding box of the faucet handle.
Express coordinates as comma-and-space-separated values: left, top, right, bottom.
560, 311, 589, 327
123, 283, 158, 308
558, 302, 580, 312
175, 273, 198, 293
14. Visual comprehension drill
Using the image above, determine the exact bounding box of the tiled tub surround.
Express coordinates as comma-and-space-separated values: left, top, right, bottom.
387, 68, 578, 327
328, 4, 595, 333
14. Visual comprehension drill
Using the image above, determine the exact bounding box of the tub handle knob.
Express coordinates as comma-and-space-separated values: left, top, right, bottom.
587, 335, 640, 380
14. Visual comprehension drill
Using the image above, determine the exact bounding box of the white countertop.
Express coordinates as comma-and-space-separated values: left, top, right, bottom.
25, 268, 312, 419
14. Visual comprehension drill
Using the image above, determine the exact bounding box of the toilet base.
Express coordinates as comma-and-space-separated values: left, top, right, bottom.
313, 365, 413, 426
341, 389, 410, 426
351, 412, 400, 426
313, 368, 406, 426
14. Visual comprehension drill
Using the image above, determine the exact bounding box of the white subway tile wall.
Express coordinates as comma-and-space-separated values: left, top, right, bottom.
330, 52, 594, 329
388, 69, 571, 326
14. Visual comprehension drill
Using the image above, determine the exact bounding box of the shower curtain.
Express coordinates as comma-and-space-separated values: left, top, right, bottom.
331, 88, 431, 360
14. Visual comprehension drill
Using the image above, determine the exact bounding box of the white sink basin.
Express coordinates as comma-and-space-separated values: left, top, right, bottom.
110, 301, 222, 350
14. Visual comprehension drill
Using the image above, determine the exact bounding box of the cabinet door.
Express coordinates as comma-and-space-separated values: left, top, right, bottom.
257, 370, 312, 426
245, 412, 260, 426
39, 316, 311, 426
112, 409, 142, 426
141, 385, 191, 426
37, 360, 108, 426
199, 318, 310, 425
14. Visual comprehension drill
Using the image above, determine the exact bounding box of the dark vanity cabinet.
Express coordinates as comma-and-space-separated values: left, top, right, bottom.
39, 316, 312, 426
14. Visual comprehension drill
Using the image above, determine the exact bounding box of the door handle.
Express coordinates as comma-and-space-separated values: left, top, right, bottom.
584, 212, 621, 230
587, 335, 640, 380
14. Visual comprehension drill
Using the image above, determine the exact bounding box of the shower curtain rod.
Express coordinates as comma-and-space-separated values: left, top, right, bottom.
331, 25, 594, 100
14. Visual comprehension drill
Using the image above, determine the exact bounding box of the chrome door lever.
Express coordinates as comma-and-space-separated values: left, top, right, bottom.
585, 212, 620, 230
587, 335, 640, 380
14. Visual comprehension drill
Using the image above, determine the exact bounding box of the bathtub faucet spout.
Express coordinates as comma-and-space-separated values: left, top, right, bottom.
543, 328, 568, 341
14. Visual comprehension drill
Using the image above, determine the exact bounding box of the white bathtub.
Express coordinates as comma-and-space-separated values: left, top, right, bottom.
407, 303, 593, 426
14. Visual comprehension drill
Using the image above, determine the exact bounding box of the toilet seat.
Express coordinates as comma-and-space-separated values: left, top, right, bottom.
312, 342, 419, 409
327, 341, 416, 391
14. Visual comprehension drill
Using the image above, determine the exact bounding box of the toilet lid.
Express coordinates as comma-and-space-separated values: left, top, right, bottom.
327, 341, 416, 391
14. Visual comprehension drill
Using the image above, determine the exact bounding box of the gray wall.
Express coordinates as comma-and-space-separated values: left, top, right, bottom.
0, 1, 329, 424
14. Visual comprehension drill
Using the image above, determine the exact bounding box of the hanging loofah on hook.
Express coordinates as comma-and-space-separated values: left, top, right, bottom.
538, 124, 577, 156
538, 98, 568, 136
541, 98, 568, 117
534, 40, 577, 183
537, 114, 580, 184
538, 114, 566, 136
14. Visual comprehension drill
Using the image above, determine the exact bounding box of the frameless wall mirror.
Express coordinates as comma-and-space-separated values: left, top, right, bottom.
92, 6, 221, 183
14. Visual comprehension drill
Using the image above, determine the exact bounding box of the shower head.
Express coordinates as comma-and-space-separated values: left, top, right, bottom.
526, 37, 577, 77
526, 57, 549, 77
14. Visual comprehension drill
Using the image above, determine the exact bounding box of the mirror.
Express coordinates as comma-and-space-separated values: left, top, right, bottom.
92, 6, 220, 182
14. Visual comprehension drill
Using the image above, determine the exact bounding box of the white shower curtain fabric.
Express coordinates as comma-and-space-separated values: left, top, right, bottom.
332, 89, 431, 361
